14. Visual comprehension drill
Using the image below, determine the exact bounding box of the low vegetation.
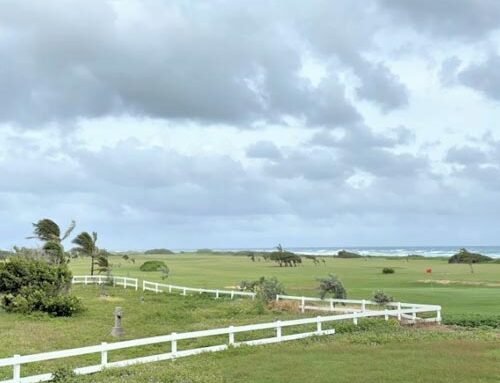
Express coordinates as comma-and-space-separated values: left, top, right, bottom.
336, 250, 362, 258
144, 248, 175, 255
139, 260, 168, 271
0, 256, 83, 316
317, 274, 347, 300
382, 267, 395, 274
372, 290, 394, 306
448, 248, 493, 264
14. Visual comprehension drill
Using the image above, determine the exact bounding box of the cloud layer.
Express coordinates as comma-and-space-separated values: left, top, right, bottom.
1, 0, 500, 249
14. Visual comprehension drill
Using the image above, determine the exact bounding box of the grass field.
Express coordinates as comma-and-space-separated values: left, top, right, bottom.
1, 253, 500, 382
70, 253, 500, 316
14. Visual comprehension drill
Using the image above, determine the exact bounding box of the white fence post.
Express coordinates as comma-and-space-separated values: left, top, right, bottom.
230, 291, 234, 299
135, 279, 138, 291
361, 299, 366, 312
84, 276, 88, 285
301, 297, 305, 313
101, 342, 108, 368
142, 280, 146, 291
276, 320, 282, 340
384, 309, 388, 321
353, 313, 358, 325
276, 294, 280, 302
171, 333, 177, 357
183, 288, 186, 296
316, 316, 322, 334
436, 309, 442, 324
397, 302, 402, 320
113, 277, 116, 287
13, 354, 21, 383
412, 306, 417, 322
329, 298, 334, 311
168, 285, 172, 293
215, 290, 219, 299
155, 283, 159, 293
228, 326, 235, 345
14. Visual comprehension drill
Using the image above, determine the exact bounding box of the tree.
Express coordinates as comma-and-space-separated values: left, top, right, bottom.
317, 274, 347, 300
28, 219, 75, 264
72, 232, 99, 275
270, 244, 301, 267
305, 255, 320, 265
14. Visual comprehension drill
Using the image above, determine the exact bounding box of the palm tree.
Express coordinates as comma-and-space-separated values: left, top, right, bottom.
28, 219, 76, 264
72, 232, 100, 275
29, 219, 76, 243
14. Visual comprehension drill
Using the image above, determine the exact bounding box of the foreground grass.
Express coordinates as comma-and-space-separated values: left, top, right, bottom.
69, 253, 500, 316
42, 327, 500, 383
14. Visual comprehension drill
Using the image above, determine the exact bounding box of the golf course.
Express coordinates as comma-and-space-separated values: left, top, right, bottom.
1, 252, 499, 382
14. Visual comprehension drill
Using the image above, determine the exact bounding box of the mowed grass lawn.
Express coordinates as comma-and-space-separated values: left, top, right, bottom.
1, 253, 500, 382
70, 253, 500, 316
0, 285, 499, 383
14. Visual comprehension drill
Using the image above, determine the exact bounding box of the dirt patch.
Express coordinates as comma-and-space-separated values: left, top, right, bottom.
417, 279, 500, 288
267, 300, 300, 313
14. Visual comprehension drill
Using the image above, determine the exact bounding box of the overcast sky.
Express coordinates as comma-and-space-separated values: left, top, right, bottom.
2, 0, 500, 250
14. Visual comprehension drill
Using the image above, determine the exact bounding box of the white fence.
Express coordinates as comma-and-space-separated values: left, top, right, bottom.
142, 280, 256, 299
276, 294, 442, 323
72, 276, 138, 291
0, 303, 443, 383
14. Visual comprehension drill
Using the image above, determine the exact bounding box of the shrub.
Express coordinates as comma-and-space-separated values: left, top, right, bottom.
382, 267, 395, 274
448, 248, 492, 264
140, 260, 168, 272
41, 295, 84, 317
239, 277, 286, 303
336, 250, 362, 258
0, 256, 72, 294
317, 274, 347, 300
372, 290, 393, 306
255, 277, 286, 303
0, 256, 82, 316
144, 248, 174, 255
443, 314, 500, 328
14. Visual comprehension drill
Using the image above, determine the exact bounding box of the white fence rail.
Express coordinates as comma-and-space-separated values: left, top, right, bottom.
142, 280, 256, 299
0, 303, 442, 383
276, 294, 442, 323
72, 276, 138, 291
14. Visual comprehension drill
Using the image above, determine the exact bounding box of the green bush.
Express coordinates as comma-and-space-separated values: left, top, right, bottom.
0, 256, 72, 294
144, 248, 174, 255
317, 274, 347, 300
139, 260, 168, 272
239, 277, 285, 302
382, 267, 395, 274
0, 256, 82, 316
448, 248, 492, 264
372, 290, 393, 306
42, 295, 84, 317
443, 314, 500, 328
336, 250, 362, 258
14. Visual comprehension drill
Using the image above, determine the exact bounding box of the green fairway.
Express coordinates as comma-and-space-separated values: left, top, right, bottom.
69, 253, 500, 316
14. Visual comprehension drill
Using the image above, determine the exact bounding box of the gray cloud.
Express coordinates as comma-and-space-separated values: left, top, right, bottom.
0, 0, 409, 129
457, 54, 500, 101
246, 141, 282, 160
380, 0, 500, 39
